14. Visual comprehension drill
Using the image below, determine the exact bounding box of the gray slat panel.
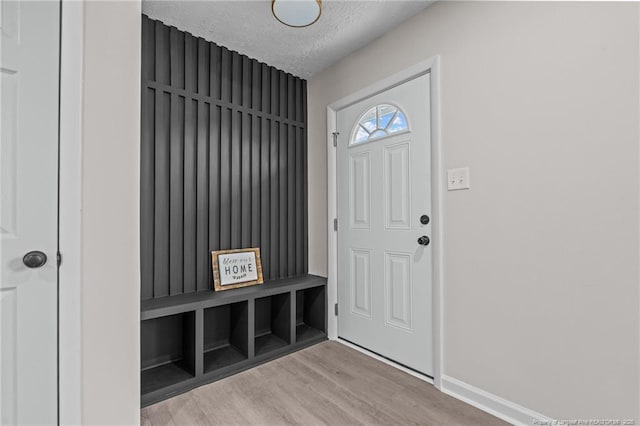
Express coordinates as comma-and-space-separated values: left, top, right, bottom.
279, 122, 288, 276
170, 27, 184, 89
279, 72, 288, 276
154, 91, 171, 297
287, 76, 296, 276
231, 51, 241, 106
185, 33, 197, 93
169, 94, 185, 295
230, 52, 242, 248
242, 55, 251, 108
155, 22, 170, 85
252, 61, 261, 111
209, 105, 222, 282
231, 109, 241, 248
183, 97, 197, 293
270, 118, 279, 278
287, 74, 294, 121
210, 44, 221, 100
241, 112, 251, 248
221, 47, 231, 103
295, 78, 302, 123
196, 101, 210, 292
260, 65, 271, 278
198, 38, 210, 96
295, 126, 304, 276
142, 17, 155, 82
140, 17, 156, 300
184, 39, 198, 293
142, 16, 308, 299
251, 115, 260, 248
302, 80, 308, 273
141, 86, 155, 300
219, 107, 231, 249
287, 124, 296, 276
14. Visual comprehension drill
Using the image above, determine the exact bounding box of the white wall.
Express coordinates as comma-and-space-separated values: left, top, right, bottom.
308, 1, 639, 420
81, 1, 141, 424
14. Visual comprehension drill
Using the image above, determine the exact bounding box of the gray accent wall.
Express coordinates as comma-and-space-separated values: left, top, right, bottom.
141, 15, 308, 300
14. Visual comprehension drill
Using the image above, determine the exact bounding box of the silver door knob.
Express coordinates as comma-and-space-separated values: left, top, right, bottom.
23, 251, 47, 268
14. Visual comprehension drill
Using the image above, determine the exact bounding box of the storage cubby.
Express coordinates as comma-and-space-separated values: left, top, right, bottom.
140, 275, 327, 406
254, 292, 291, 356
203, 301, 249, 373
141, 312, 196, 395
296, 286, 326, 343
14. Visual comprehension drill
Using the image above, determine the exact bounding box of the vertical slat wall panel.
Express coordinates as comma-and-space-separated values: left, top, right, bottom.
278, 71, 287, 277
241, 56, 252, 248
209, 105, 221, 281
270, 68, 279, 278
141, 16, 308, 300
168, 92, 184, 296
140, 16, 155, 300
183, 35, 197, 292
287, 75, 296, 276
295, 78, 304, 276
260, 64, 271, 280
250, 61, 261, 250
196, 39, 210, 293
302, 80, 309, 273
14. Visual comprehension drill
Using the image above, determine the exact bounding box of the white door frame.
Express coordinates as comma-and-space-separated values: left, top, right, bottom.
326, 56, 444, 388
59, 0, 84, 423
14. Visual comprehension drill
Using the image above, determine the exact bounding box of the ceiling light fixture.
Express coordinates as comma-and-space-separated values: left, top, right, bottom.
272, 0, 322, 28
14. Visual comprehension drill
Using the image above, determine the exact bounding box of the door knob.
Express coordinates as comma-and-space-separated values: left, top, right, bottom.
417, 236, 430, 246
23, 251, 47, 269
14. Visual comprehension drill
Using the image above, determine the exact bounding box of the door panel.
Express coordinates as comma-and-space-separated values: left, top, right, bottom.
350, 248, 372, 318
384, 142, 411, 229
1, 1, 60, 424
349, 152, 371, 229
337, 73, 432, 375
385, 251, 412, 330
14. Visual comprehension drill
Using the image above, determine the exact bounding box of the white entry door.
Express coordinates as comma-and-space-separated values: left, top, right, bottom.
1, 1, 60, 424
337, 73, 432, 375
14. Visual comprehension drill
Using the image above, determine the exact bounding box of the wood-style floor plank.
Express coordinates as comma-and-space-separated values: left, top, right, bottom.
141, 341, 507, 426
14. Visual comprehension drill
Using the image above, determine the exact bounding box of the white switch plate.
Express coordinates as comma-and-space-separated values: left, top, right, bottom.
447, 167, 470, 190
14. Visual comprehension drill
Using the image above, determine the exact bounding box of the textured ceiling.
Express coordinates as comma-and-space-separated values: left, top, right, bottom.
142, 0, 433, 79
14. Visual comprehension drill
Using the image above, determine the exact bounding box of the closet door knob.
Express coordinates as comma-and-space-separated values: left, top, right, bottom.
23, 251, 47, 268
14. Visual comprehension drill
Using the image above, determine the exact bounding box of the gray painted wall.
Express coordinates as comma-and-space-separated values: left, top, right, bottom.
141, 16, 308, 300
307, 1, 639, 420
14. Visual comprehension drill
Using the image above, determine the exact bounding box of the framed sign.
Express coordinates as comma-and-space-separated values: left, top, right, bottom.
212, 248, 264, 291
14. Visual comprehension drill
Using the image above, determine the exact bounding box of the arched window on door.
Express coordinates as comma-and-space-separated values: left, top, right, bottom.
350, 104, 409, 146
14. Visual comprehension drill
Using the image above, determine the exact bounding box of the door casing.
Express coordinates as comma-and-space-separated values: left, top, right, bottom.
326, 56, 444, 388
59, 1, 84, 423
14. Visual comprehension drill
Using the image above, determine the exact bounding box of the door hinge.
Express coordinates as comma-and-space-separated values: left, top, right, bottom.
334, 303, 339, 316
332, 132, 339, 147
57, 251, 62, 267
333, 218, 338, 231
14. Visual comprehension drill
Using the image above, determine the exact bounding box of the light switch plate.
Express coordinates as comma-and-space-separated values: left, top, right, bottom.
447, 167, 470, 190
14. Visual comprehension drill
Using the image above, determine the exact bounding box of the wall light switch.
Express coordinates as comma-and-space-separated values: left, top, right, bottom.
447, 167, 470, 191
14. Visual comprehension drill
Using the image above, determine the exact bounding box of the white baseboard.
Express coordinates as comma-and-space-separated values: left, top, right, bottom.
441, 375, 553, 426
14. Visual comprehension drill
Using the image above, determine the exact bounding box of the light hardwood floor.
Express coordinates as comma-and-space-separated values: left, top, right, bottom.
141, 341, 506, 426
